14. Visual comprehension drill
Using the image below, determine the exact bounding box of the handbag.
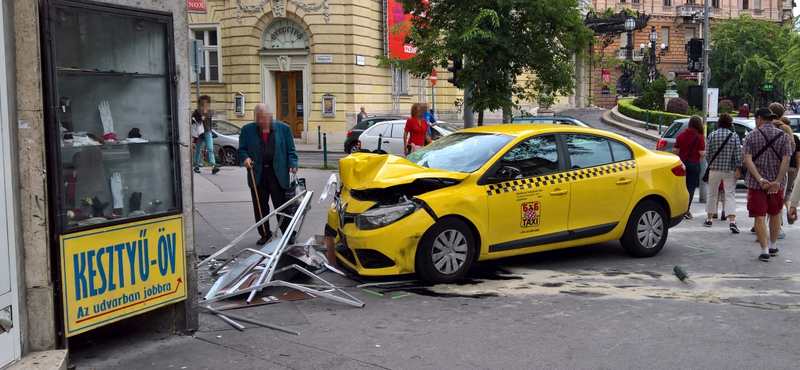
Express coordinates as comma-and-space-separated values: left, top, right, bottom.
681, 133, 699, 163
702, 132, 734, 183
191, 117, 204, 139
284, 172, 307, 215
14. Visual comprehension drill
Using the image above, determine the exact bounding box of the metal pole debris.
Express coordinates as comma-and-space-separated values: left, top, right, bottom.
203, 306, 299, 335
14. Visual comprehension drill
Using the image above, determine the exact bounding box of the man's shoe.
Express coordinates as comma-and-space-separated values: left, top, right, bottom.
729, 222, 739, 234
769, 248, 779, 256
703, 220, 713, 227
256, 235, 270, 245
193, 166, 201, 173
712, 213, 718, 219
777, 229, 786, 239
212, 165, 221, 175
759, 253, 771, 262
720, 211, 726, 220
750, 226, 756, 233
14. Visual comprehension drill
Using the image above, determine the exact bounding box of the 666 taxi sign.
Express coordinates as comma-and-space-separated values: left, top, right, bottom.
188, 0, 206, 13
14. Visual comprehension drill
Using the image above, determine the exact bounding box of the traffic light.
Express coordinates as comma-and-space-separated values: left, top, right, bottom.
763, 82, 774, 91
447, 55, 462, 88
687, 38, 703, 72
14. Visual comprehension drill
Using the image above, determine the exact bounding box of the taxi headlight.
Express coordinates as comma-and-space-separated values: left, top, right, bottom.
354, 202, 419, 230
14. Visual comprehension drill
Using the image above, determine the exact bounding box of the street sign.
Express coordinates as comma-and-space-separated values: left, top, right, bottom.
430, 71, 437, 86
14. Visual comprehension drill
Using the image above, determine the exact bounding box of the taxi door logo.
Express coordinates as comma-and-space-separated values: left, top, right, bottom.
521, 202, 540, 228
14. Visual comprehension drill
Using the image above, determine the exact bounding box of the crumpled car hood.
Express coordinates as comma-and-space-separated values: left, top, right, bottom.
339, 153, 469, 190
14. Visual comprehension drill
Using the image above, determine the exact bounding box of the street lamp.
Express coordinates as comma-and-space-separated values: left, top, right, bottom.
621, 16, 636, 95
648, 25, 658, 83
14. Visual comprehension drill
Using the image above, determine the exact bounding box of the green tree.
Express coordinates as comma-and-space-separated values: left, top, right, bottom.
709, 15, 795, 106
382, 0, 593, 124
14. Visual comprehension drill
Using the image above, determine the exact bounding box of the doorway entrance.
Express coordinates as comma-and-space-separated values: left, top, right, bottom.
276, 71, 304, 138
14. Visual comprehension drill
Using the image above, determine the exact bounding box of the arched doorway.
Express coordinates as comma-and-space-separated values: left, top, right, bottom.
260, 19, 311, 139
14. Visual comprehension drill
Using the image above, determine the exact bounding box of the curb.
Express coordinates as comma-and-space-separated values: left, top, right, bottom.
601, 108, 662, 142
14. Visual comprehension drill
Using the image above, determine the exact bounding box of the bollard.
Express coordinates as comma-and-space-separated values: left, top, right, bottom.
645, 110, 650, 131
323, 133, 328, 169
317, 126, 321, 150
658, 113, 663, 135
377, 133, 382, 153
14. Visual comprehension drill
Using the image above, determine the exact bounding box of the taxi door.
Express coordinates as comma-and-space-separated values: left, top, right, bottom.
563, 134, 638, 233
484, 134, 571, 253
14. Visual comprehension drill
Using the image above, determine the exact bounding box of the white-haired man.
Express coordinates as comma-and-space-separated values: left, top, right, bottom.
237, 103, 299, 245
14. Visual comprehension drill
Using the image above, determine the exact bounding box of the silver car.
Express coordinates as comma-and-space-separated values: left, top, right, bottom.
211, 119, 241, 166
655, 117, 754, 153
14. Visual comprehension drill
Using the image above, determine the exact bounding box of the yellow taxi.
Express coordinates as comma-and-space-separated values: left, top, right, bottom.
325, 125, 689, 284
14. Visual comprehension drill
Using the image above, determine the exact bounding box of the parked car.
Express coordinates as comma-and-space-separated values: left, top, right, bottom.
343, 116, 404, 154
780, 114, 800, 141
655, 117, 754, 153
357, 120, 461, 155
210, 119, 241, 166
512, 116, 591, 127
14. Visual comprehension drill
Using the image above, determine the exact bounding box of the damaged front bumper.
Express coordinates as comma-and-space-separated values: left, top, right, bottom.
326, 195, 436, 277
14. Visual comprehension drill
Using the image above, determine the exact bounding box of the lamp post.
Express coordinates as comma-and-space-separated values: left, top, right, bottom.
647, 26, 658, 83
621, 16, 636, 95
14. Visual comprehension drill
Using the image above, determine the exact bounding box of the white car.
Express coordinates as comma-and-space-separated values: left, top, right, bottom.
357, 120, 460, 156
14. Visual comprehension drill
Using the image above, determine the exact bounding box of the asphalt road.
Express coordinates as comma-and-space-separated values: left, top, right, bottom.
298, 151, 348, 168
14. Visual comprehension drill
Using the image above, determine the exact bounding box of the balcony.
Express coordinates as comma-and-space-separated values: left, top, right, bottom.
782, 0, 794, 10
615, 49, 644, 62
676, 4, 717, 18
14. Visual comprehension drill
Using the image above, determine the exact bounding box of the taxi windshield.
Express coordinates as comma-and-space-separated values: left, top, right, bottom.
406, 133, 513, 173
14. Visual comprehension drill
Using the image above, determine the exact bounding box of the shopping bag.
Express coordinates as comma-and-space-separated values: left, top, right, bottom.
284, 173, 307, 215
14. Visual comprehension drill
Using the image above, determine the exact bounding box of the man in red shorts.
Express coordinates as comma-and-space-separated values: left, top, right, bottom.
743, 108, 793, 261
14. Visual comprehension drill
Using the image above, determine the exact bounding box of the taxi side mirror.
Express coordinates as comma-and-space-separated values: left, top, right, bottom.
488, 166, 521, 183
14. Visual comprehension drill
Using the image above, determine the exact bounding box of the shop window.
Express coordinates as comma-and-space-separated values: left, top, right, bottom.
190, 25, 221, 82
46, 3, 181, 232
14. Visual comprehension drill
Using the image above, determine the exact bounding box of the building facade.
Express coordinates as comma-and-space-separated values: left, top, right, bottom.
1, 1, 196, 368
590, 0, 793, 108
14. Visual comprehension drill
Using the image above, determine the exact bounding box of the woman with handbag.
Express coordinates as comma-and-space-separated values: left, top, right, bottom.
672, 115, 706, 219
403, 103, 431, 156
702, 113, 743, 232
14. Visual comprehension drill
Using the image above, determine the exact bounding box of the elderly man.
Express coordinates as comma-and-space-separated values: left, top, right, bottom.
357, 106, 368, 124
237, 104, 299, 245
742, 108, 793, 261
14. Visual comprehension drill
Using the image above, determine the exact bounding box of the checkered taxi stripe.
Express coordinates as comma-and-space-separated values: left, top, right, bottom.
485, 160, 636, 195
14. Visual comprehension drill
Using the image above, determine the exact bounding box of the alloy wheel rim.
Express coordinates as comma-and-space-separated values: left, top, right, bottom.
636, 210, 664, 249
431, 229, 468, 275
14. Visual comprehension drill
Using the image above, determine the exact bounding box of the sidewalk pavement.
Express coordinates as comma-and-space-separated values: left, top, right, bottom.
600, 106, 663, 142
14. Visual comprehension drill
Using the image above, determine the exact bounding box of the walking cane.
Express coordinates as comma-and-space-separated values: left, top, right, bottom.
249, 166, 267, 237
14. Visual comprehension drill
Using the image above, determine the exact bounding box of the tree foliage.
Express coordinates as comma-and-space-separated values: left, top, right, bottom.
381, 0, 594, 115
709, 15, 797, 106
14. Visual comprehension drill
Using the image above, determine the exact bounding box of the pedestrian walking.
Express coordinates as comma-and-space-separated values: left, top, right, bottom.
672, 115, 706, 219
193, 95, 220, 174
742, 107, 793, 262
404, 103, 431, 156
237, 103, 299, 245
784, 129, 800, 225
702, 113, 743, 233
768, 103, 795, 239
357, 106, 368, 124
738, 103, 750, 118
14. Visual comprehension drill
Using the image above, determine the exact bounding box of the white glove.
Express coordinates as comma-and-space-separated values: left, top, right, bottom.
99, 100, 115, 135
110, 172, 123, 209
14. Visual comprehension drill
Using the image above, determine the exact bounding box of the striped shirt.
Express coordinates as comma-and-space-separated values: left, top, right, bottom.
705, 128, 743, 172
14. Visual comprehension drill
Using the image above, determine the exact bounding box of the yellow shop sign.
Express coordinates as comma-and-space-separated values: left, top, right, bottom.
60, 215, 186, 336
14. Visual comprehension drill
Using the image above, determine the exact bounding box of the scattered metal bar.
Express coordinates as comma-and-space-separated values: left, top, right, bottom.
211, 311, 245, 331
203, 306, 299, 335
356, 280, 419, 289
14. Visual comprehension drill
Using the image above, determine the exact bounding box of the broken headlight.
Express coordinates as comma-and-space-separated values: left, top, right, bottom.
354, 199, 419, 230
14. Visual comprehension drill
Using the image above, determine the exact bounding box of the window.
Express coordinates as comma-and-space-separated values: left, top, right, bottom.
566, 135, 613, 169
743, 0, 749, 9
663, 0, 671, 5
190, 25, 221, 82
619, 32, 629, 49
499, 135, 560, 177
610, 141, 634, 161
754, 0, 761, 9
711, 0, 720, 7
50, 4, 180, 232
390, 124, 405, 138
392, 67, 410, 95
685, 27, 696, 44
661, 27, 670, 49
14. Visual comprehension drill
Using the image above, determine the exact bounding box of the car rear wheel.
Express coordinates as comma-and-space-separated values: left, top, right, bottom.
345, 142, 358, 154
219, 147, 238, 167
620, 200, 668, 257
415, 218, 475, 284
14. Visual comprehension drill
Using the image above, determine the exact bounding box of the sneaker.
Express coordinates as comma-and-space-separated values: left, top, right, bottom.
777, 229, 786, 239
729, 222, 739, 234
193, 166, 201, 174
769, 248, 779, 256
759, 253, 770, 262
750, 226, 756, 233
712, 213, 718, 219
703, 220, 713, 227
212, 165, 221, 175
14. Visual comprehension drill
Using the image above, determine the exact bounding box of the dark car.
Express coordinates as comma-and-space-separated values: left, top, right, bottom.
344, 116, 404, 153
512, 116, 591, 127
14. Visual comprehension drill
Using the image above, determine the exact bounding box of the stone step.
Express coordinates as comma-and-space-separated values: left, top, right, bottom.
4, 350, 67, 370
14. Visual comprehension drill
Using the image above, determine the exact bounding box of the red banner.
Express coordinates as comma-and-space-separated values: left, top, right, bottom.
188, 0, 207, 13
387, 0, 418, 60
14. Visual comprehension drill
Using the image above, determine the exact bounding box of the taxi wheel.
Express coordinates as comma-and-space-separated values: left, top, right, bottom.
415, 218, 475, 284
620, 200, 668, 258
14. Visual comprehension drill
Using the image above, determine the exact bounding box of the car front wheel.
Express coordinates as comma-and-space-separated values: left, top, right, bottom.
219, 147, 238, 167
620, 200, 668, 257
415, 218, 475, 284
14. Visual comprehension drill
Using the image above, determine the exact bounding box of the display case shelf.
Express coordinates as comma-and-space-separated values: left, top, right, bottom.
57, 68, 166, 78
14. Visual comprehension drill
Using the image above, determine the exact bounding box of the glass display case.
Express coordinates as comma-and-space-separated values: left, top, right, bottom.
43, 0, 181, 233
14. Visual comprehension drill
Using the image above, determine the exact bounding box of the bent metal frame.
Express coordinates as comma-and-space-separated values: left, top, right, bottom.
198, 190, 364, 311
